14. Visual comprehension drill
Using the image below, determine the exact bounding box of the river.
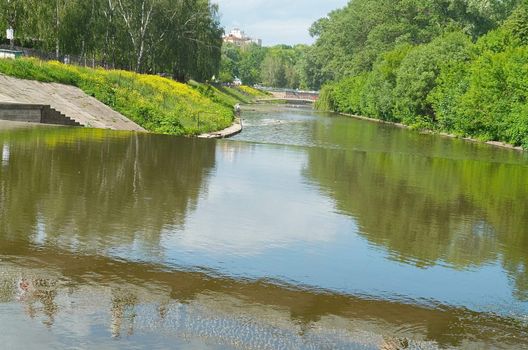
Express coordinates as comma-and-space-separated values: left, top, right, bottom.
0, 105, 527, 349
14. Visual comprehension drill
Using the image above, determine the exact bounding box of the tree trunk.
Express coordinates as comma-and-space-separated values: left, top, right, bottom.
55, 0, 60, 60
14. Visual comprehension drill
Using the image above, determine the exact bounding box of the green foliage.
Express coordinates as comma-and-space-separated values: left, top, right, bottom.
430, 2, 528, 147
238, 44, 268, 86
219, 43, 308, 89
189, 82, 264, 106
314, 0, 528, 148
0, 58, 236, 135
0, 0, 223, 80
427, 61, 471, 132
393, 31, 474, 126
506, 1, 528, 45
307, 0, 520, 90
188, 81, 240, 107
433, 46, 528, 147
329, 74, 368, 115
314, 84, 336, 111
260, 55, 287, 88
361, 44, 413, 121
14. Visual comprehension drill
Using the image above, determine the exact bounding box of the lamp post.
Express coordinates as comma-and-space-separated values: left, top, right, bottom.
6, 27, 14, 50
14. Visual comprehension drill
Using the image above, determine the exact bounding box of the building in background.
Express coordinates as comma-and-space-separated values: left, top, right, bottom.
223, 28, 262, 47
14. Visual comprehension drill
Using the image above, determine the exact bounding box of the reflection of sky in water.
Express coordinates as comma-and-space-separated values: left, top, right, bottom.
2, 113, 526, 348
0, 279, 429, 350
2, 143, 9, 165
102, 142, 526, 316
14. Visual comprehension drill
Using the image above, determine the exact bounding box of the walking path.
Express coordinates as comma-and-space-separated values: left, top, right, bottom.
198, 118, 242, 139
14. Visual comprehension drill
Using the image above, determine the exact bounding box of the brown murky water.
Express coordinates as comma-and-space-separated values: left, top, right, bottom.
0, 108, 527, 349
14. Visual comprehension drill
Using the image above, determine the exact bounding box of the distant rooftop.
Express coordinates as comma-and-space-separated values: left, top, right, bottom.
223, 28, 262, 47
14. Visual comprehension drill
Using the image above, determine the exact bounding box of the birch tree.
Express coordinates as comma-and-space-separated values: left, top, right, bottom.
114, 0, 156, 72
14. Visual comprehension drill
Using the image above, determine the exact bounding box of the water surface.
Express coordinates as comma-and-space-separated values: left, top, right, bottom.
0, 107, 527, 349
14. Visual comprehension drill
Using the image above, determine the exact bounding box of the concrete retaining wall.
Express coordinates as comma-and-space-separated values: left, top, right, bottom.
0, 103, 81, 126
0, 104, 42, 122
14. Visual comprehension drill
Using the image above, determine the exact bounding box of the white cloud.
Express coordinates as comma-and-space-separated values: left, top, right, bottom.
213, 0, 349, 45
244, 19, 315, 46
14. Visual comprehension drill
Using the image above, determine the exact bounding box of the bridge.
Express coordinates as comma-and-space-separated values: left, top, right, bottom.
256, 89, 319, 104
256, 98, 315, 105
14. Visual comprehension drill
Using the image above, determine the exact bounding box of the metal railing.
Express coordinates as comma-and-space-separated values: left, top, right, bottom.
0, 44, 117, 70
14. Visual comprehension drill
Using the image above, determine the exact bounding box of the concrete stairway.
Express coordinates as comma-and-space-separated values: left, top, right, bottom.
0, 74, 145, 131
42, 105, 82, 126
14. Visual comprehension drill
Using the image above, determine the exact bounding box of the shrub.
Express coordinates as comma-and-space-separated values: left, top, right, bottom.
392, 31, 473, 127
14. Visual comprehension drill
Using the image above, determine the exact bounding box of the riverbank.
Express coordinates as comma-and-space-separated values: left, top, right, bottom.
340, 112, 525, 151
198, 117, 242, 139
0, 58, 263, 136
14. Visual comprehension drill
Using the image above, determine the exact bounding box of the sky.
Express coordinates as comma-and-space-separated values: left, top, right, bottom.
213, 0, 349, 46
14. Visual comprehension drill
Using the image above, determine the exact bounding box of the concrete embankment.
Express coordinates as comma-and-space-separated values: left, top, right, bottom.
0, 74, 145, 131
198, 118, 242, 139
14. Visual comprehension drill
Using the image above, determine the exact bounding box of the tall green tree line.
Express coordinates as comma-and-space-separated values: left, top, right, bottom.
307, 0, 520, 90
220, 43, 310, 89
311, 0, 528, 148
0, 0, 223, 81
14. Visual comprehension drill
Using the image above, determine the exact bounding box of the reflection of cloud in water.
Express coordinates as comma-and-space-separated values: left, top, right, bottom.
163, 145, 353, 256
2, 143, 9, 165
242, 118, 305, 127
258, 118, 287, 126
0, 263, 443, 350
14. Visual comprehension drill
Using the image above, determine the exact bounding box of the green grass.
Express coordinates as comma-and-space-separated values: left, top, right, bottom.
0, 58, 246, 136
188, 82, 270, 105
236, 85, 271, 98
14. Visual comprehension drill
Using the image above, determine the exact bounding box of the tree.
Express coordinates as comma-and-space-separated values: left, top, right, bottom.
114, 0, 156, 71
306, 0, 521, 89
392, 31, 473, 125
260, 55, 286, 87
0, 0, 224, 80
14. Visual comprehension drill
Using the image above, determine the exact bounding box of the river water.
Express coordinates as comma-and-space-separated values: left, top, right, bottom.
0, 105, 527, 349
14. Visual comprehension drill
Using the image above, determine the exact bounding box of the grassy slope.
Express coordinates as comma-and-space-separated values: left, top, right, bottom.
236, 85, 270, 98
0, 58, 261, 136
189, 82, 270, 105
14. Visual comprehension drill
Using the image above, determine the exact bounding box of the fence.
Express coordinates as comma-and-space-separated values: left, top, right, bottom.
0, 44, 117, 70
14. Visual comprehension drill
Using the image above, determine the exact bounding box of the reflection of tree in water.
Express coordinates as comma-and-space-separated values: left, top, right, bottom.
304, 121, 528, 299
111, 289, 138, 338
0, 252, 525, 348
0, 128, 216, 254
15, 278, 59, 328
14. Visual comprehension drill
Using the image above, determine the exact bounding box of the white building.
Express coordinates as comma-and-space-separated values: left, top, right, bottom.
223, 28, 262, 47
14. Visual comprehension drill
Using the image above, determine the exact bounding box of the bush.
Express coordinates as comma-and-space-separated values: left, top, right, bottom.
330, 74, 368, 115
361, 44, 412, 121
315, 84, 336, 111
392, 31, 474, 127
438, 47, 528, 145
